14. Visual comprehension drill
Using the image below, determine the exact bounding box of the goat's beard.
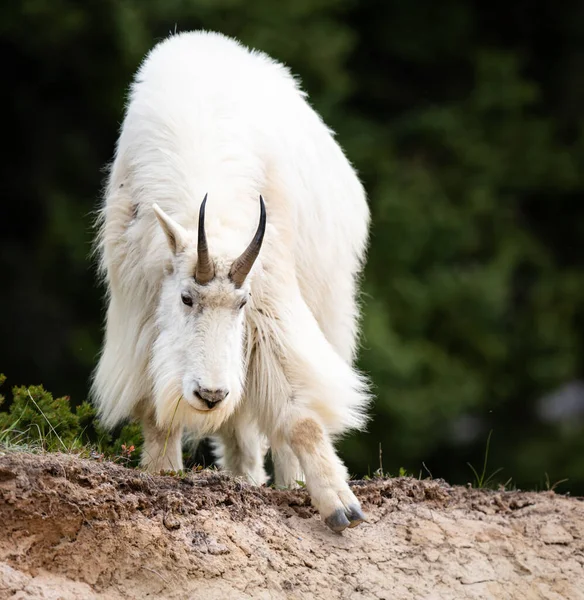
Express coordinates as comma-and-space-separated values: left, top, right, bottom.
152, 369, 243, 435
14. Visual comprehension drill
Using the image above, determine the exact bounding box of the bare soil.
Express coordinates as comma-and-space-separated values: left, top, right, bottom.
0, 452, 583, 600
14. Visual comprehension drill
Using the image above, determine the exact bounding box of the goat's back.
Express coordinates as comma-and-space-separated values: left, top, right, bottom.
102, 30, 370, 369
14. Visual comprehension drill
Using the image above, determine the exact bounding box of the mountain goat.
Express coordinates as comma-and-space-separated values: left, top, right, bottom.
92, 30, 371, 532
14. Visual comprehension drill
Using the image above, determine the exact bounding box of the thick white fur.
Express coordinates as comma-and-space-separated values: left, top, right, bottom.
92, 30, 371, 529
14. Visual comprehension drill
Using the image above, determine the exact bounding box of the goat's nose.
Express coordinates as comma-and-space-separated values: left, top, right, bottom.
195, 388, 229, 409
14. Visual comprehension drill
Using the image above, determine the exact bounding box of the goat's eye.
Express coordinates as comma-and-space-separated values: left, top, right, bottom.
181, 293, 193, 307
239, 299, 247, 310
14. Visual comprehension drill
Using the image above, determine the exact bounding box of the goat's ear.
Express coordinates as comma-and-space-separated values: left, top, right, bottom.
153, 204, 188, 255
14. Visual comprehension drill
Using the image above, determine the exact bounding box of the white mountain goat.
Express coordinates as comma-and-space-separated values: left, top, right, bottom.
92, 30, 371, 532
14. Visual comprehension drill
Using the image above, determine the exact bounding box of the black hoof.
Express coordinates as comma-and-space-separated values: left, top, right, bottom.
324, 508, 351, 532
346, 504, 366, 528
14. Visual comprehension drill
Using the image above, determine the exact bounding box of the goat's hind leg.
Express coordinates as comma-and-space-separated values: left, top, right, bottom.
271, 442, 305, 488
212, 415, 269, 485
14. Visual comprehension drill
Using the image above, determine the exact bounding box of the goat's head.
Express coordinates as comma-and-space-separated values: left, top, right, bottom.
151, 195, 265, 423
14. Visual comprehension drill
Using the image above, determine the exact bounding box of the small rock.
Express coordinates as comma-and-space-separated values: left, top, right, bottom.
163, 513, 181, 530
424, 549, 440, 563
540, 522, 573, 545
207, 540, 230, 555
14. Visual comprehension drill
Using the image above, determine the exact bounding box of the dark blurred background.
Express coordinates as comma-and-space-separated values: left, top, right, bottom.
3, 0, 584, 492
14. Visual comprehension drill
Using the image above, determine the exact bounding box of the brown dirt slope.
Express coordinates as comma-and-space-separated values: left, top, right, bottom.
0, 452, 583, 600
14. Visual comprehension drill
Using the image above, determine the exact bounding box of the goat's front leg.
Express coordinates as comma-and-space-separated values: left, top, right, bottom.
138, 403, 184, 473
282, 414, 365, 532
250, 280, 369, 531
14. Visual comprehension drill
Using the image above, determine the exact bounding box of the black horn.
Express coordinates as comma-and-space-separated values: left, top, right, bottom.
195, 194, 215, 284
229, 195, 266, 288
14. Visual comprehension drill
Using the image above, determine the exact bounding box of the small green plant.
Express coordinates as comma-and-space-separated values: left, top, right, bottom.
467, 429, 504, 489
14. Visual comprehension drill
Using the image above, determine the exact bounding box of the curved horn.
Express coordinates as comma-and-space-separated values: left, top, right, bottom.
195, 194, 215, 284
229, 195, 266, 288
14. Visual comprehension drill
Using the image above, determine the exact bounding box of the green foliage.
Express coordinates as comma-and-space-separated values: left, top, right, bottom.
0, 375, 143, 465
342, 38, 584, 491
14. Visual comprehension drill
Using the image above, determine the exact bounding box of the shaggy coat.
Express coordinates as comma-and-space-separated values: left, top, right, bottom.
92, 30, 371, 532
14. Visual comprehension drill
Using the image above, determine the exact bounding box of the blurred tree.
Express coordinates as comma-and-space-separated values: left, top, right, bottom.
2, 0, 583, 491
342, 0, 584, 489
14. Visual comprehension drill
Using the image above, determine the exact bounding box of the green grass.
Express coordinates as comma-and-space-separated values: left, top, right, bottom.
465, 429, 517, 490
466, 429, 503, 489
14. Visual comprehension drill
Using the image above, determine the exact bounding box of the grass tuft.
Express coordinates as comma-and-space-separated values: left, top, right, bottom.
467, 429, 505, 489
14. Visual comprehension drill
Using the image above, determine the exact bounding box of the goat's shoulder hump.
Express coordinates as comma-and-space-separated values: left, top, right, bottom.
137, 30, 300, 92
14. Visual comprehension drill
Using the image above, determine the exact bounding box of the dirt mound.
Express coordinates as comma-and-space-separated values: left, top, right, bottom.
0, 452, 583, 599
